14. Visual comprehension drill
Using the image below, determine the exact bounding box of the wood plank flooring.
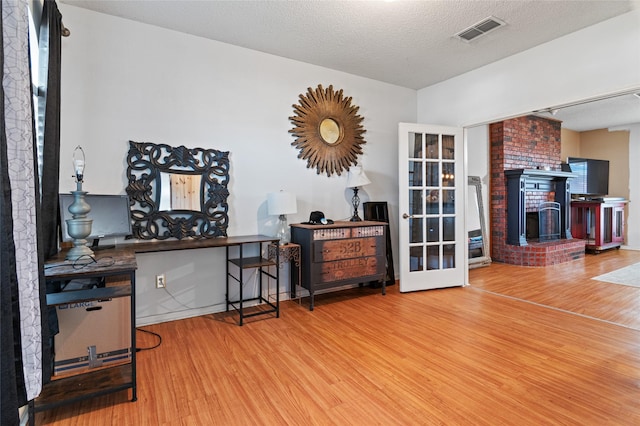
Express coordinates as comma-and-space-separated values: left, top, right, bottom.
36, 249, 640, 425
470, 248, 640, 330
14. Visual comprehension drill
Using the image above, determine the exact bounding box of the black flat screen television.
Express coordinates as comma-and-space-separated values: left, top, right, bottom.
566, 157, 609, 196
59, 194, 132, 249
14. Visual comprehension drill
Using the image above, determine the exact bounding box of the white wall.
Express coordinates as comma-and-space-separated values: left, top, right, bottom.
59, 5, 416, 325
619, 124, 640, 250
465, 125, 490, 248
419, 10, 640, 252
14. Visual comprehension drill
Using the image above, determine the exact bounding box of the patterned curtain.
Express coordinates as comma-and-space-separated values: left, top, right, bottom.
0, 1, 44, 424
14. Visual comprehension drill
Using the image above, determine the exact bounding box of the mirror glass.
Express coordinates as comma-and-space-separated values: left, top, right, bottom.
126, 141, 230, 240
159, 173, 202, 211
468, 176, 491, 268
319, 118, 341, 144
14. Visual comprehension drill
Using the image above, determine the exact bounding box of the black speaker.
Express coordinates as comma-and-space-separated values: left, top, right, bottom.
363, 202, 395, 286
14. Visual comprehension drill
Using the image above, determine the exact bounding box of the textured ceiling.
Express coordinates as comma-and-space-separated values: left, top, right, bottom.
546, 93, 640, 132
61, 0, 640, 130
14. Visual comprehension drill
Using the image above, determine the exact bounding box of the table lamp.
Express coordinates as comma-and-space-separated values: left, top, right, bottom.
65, 146, 94, 260
267, 191, 297, 245
346, 165, 371, 221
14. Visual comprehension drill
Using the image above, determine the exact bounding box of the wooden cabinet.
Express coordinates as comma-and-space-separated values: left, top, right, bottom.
291, 221, 387, 310
29, 248, 137, 424
571, 200, 627, 253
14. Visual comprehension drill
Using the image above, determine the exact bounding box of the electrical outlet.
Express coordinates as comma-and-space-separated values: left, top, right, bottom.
155, 274, 166, 289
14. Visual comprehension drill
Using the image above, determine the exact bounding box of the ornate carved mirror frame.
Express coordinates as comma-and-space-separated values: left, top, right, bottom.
289, 84, 366, 176
126, 140, 230, 240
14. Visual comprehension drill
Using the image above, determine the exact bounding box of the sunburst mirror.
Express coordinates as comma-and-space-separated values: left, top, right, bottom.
289, 84, 366, 176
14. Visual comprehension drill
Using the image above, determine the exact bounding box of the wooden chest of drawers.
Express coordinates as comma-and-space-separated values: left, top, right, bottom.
290, 221, 387, 310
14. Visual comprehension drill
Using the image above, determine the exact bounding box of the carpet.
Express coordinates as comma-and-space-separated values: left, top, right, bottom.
592, 262, 640, 288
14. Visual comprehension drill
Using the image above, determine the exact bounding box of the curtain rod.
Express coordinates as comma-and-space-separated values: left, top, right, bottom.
62, 21, 70, 37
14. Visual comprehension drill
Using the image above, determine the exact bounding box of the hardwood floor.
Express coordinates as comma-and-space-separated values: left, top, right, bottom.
37, 249, 640, 425
470, 248, 640, 330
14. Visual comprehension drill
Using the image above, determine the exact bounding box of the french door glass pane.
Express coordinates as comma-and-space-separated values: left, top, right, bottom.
426, 218, 439, 242
426, 163, 439, 187
442, 162, 455, 187
410, 218, 423, 243
410, 246, 423, 272
443, 244, 456, 269
443, 189, 455, 214
409, 190, 423, 215
427, 245, 439, 270
426, 134, 439, 159
409, 161, 423, 186
442, 135, 455, 160
443, 217, 455, 241
427, 197, 439, 214
409, 133, 423, 158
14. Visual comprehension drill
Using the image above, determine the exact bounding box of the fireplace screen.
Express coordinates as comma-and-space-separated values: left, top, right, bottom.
538, 202, 561, 241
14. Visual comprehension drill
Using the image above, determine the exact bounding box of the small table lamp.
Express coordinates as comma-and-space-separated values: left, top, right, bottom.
267, 191, 297, 245
346, 165, 371, 222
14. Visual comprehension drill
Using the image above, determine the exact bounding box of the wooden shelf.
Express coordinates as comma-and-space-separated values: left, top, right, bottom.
46, 285, 131, 306
229, 256, 276, 269
33, 364, 134, 411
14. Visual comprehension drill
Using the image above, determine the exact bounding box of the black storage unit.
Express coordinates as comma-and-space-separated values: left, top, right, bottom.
363, 202, 395, 286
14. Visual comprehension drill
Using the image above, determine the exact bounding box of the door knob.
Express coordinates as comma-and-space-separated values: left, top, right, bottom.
402, 213, 410, 219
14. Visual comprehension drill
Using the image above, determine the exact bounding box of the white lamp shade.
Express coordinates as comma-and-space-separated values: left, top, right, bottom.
346, 165, 371, 188
267, 191, 297, 215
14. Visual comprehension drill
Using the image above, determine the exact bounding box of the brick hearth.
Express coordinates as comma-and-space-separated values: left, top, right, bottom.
498, 238, 586, 267
490, 115, 585, 266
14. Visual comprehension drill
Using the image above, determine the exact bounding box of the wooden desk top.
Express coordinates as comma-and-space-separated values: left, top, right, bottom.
45, 235, 278, 279
129, 234, 278, 253
44, 247, 137, 279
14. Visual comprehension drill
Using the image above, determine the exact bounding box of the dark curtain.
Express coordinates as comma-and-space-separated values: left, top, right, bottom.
39, 0, 62, 260
38, 0, 63, 385
0, 13, 25, 426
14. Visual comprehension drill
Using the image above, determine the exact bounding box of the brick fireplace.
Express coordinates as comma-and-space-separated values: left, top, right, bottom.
490, 115, 585, 266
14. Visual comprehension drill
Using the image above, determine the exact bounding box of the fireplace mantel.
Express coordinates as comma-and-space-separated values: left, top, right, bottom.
505, 169, 575, 246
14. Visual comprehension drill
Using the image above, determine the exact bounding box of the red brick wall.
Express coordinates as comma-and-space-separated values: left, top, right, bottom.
489, 115, 581, 266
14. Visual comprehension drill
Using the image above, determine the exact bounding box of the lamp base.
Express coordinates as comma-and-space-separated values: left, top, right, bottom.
349, 187, 363, 222
276, 214, 290, 245
66, 243, 95, 261
65, 188, 94, 261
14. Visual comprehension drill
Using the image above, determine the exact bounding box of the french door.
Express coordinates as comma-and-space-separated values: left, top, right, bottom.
398, 123, 465, 292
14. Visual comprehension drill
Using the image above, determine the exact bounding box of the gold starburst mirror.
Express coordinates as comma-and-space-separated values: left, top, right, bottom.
289, 84, 366, 176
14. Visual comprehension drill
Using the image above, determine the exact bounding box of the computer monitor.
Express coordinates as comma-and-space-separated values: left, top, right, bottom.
59, 194, 132, 249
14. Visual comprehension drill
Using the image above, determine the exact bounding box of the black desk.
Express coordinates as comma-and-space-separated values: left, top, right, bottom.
31, 235, 279, 423
125, 234, 281, 325
31, 249, 137, 425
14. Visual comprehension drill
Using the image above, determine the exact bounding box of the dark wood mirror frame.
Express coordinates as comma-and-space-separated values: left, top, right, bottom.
126, 140, 230, 240
289, 84, 366, 177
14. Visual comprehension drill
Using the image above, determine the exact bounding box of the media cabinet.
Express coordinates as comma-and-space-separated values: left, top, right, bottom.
570, 199, 627, 253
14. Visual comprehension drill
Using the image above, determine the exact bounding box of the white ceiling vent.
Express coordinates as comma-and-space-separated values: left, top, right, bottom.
455, 16, 506, 42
